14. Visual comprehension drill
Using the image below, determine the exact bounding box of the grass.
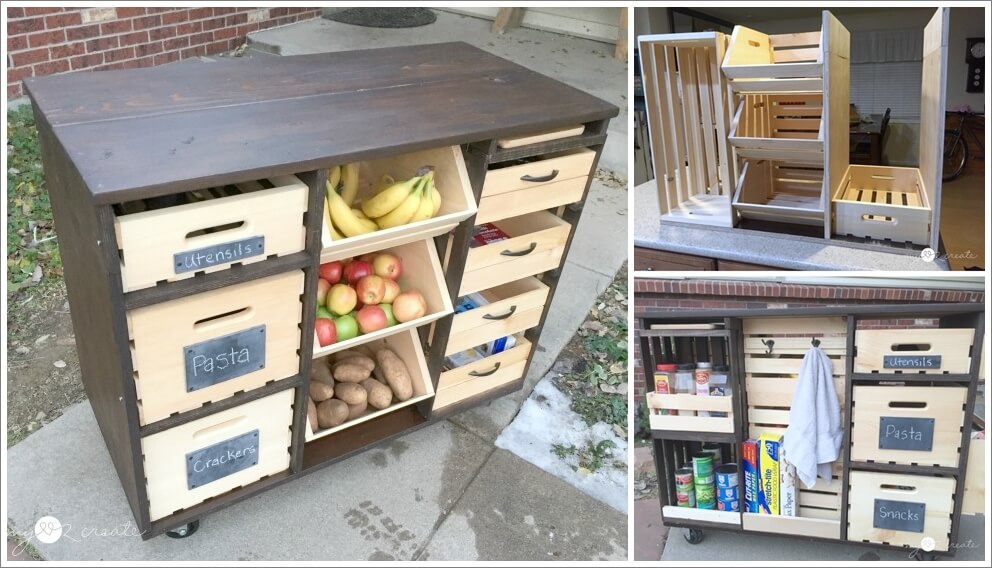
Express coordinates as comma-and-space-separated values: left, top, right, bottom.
552, 439, 621, 474
7, 105, 62, 296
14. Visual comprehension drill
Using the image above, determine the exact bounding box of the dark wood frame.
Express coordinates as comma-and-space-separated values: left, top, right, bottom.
635, 303, 984, 558
25, 44, 618, 540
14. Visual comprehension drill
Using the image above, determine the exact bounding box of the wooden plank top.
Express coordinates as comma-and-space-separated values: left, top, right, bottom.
24, 42, 618, 204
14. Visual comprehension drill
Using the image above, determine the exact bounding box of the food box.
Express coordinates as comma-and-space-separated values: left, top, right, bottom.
758, 433, 782, 515
742, 439, 760, 513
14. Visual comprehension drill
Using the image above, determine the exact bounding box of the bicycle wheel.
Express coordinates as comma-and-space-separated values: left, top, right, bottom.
942, 131, 967, 181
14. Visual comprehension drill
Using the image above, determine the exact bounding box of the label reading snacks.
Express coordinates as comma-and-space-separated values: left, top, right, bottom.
186, 429, 259, 490
883, 355, 941, 369
174, 236, 265, 274
183, 325, 266, 392
873, 498, 926, 533
878, 416, 935, 451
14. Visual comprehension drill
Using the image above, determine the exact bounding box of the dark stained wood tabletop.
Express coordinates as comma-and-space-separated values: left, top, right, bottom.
24, 42, 618, 204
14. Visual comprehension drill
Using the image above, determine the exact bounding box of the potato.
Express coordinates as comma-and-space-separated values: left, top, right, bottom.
310, 359, 334, 384
347, 399, 368, 420
307, 398, 318, 431
361, 378, 393, 410
309, 381, 335, 402
334, 354, 375, 374
334, 363, 371, 383
335, 382, 368, 406
375, 348, 414, 401
316, 399, 348, 428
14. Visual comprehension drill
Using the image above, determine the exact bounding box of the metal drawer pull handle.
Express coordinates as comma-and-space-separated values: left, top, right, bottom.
501, 242, 537, 257
469, 362, 501, 377
521, 169, 559, 183
483, 305, 517, 320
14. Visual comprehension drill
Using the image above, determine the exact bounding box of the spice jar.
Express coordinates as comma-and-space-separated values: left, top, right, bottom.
695, 362, 712, 416
674, 363, 697, 417
654, 364, 679, 416
710, 364, 730, 417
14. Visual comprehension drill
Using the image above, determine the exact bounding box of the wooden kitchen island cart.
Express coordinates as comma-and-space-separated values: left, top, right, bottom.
636, 303, 985, 558
23, 42, 617, 539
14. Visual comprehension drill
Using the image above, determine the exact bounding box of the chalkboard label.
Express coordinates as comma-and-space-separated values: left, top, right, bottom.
873, 498, 926, 533
174, 236, 264, 274
883, 355, 942, 369
878, 416, 935, 451
186, 429, 259, 490
184, 325, 265, 392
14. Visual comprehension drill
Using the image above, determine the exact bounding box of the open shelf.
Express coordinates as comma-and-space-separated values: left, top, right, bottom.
311, 238, 453, 359
733, 160, 825, 226
663, 506, 741, 526
742, 512, 841, 540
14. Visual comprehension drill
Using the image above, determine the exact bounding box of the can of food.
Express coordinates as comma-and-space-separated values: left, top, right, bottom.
701, 443, 723, 468
718, 486, 739, 500
716, 463, 739, 489
675, 473, 696, 508
692, 452, 714, 480
696, 486, 716, 509
674, 467, 694, 486
718, 496, 740, 512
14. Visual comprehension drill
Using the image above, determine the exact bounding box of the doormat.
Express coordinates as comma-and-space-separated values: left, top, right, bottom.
324, 8, 437, 28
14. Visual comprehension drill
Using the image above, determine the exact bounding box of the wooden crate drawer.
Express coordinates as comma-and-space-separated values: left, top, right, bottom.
115, 175, 308, 292
729, 94, 823, 162
433, 336, 531, 411
851, 385, 967, 467
645, 393, 735, 433
128, 271, 304, 426
306, 329, 435, 441
477, 148, 595, 223
832, 165, 931, 246
722, 25, 823, 91
320, 145, 476, 262
142, 389, 293, 522
459, 211, 571, 296
312, 238, 453, 359
445, 276, 549, 356
854, 328, 974, 375
733, 159, 825, 226
847, 471, 955, 551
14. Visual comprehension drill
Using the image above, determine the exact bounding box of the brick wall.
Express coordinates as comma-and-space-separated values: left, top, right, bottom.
6, 7, 321, 98
632, 278, 984, 401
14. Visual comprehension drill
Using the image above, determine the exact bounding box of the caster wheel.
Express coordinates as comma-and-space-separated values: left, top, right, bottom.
684, 528, 704, 545
166, 520, 199, 539
910, 549, 935, 561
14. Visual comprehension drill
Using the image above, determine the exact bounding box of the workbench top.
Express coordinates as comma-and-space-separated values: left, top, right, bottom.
24, 42, 617, 204
633, 181, 951, 271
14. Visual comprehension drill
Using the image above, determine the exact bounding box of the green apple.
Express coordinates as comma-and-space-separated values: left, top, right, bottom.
316, 306, 333, 320
380, 304, 397, 326
334, 314, 359, 341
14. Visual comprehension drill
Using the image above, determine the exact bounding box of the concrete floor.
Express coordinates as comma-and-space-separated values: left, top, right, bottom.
5, 13, 629, 561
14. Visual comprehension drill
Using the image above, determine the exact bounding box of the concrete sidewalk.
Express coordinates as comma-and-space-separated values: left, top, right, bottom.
6, 13, 629, 560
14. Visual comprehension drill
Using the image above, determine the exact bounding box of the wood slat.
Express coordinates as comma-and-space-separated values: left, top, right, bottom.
745, 355, 845, 376
742, 513, 840, 539
769, 31, 822, 48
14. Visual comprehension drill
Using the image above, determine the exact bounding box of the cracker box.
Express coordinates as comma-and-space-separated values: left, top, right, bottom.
741, 439, 760, 513
758, 433, 781, 515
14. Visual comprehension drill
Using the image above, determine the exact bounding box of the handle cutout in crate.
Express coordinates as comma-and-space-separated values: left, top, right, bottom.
193, 306, 254, 331
192, 415, 250, 439
185, 220, 246, 240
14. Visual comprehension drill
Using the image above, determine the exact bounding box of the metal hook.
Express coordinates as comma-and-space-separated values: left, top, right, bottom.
761, 338, 775, 354
811, 336, 820, 348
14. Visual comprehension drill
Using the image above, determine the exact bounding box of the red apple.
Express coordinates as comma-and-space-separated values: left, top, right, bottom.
356, 305, 388, 334
316, 278, 331, 305
356, 275, 386, 305
358, 253, 377, 263
326, 283, 357, 316
343, 260, 373, 285
319, 261, 343, 284
315, 318, 337, 347
381, 279, 400, 304
392, 290, 428, 322
372, 253, 402, 280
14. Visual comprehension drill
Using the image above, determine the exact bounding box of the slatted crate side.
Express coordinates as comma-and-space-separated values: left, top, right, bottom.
742, 316, 847, 522
639, 34, 736, 227
729, 94, 824, 161
722, 23, 824, 92
733, 160, 826, 226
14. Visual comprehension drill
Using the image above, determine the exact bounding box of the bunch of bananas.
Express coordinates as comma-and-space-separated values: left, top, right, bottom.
324, 164, 443, 240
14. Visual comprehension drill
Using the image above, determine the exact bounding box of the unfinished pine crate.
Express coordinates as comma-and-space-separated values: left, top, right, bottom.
851, 385, 967, 468
729, 94, 824, 162
832, 165, 931, 245
847, 471, 956, 551
854, 327, 974, 375
733, 160, 826, 225
639, 32, 737, 227
114, 175, 309, 292
722, 26, 823, 93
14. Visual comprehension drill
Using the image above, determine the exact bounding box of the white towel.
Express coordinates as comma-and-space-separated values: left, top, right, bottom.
783, 346, 843, 489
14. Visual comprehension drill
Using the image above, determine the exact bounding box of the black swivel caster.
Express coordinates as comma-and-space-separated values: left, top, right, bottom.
684, 528, 704, 545
166, 520, 199, 539
910, 549, 935, 561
